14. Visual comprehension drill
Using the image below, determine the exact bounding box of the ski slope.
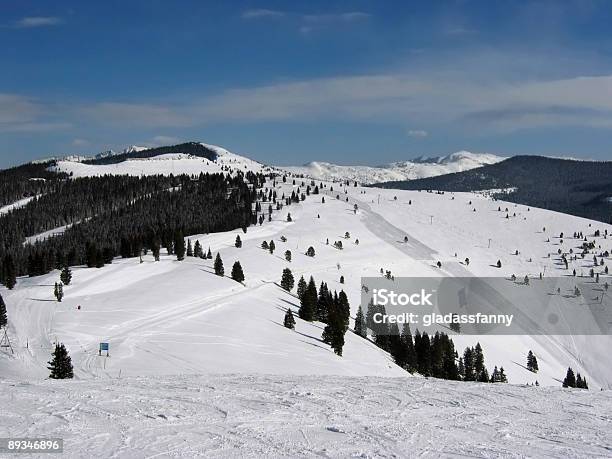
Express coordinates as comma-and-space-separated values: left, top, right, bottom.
1, 373, 610, 458
2, 169, 612, 389
284, 151, 504, 184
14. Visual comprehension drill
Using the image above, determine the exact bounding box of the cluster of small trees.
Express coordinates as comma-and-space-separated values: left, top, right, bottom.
563, 367, 588, 389
283, 273, 349, 356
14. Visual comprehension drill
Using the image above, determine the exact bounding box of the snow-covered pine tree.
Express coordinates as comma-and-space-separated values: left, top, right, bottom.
214, 253, 225, 276
280, 268, 295, 291
48, 343, 74, 379
284, 309, 296, 329
231, 261, 245, 283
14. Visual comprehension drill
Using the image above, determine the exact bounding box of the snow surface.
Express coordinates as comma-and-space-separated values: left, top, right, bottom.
283, 151, 504, 184
1, 373, 610, 458
0, 196, 37, 215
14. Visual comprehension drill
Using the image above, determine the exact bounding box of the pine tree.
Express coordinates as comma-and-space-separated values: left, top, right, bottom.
354, 305, 367, 338
235, 235, 242, 248
401, 323, 417, 373
284, 309, 296, 329
269, 240, 276, 254
186, 239, 194, 257
285, 250, 292, 262
207, 247, 212, 259
316, 282, 330, 323
174, 231, 186, 261
280, 268, 295, 291
563, 367, 576, 388
297, 276, 307, 300
194, 240, 203, 258
231, 261, 245, 283
152, 239, 161, 261
0, 293, 7, 328
527, 350, 539, 373
299, 276, 317, 321
3, 256, 16, 290
305, 246, 315, 257
48, 343, 74, 379
54, 282, 64, 302
60, 265, 72, 286
499, 367, 507, 383
322, 291, 347, 356
214, 253, 224, 276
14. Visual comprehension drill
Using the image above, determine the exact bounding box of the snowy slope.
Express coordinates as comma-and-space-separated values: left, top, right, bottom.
1, 373, 610, 458
2, 174, 612, 389
283, 151, 504, 184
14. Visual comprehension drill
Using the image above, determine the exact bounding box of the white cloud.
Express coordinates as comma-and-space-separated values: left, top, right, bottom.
241, 9, 285, 19
15, 16, 62, 28
407, 129, 428, 138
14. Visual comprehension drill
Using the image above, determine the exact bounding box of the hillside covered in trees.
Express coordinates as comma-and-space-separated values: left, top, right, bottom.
375, 156, 612, 223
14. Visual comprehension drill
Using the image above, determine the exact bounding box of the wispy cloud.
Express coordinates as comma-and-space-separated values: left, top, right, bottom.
407, 129, 428, 138
241, 9, 285, 20
15, 16, 62, 28
302, 11, 370, 23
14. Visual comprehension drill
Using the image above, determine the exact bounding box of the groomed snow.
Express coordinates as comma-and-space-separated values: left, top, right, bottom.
1, 374, 610, 458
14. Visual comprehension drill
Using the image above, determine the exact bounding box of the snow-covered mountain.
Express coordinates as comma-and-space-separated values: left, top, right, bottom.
49, 142, 269, 177
283, 151, 505, 183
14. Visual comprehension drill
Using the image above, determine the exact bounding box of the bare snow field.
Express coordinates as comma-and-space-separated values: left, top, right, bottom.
1, 374, 610, 458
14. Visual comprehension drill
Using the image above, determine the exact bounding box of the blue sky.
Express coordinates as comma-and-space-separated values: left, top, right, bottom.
2, 0, 612, 168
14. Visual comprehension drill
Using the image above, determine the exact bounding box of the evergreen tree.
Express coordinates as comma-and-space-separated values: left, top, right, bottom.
401, 323, 417, 373
527, 350, 539, 373
322, 291, 347, 356
174, 231, 186, 261
299, 276, 317, 321
415, 331, 432, 376
305, 246, 315, 257
284, 309, 296, 329
285, 250, 292, 262
186, 239, 193, 257
194, 240, 203, 258
207, 247, 212, 259
214, 253, 224, 276
48, 343, 74, 379
316, 282, 331, 323
280, 268, 295, 292
60, 265, 72, 286
54, 282, 64, 302
3, 256, 17, 290
563, 367, 576, 388
354, 305, 367, 338
261, 240, 269, 250
235, 235, 242, 248
269, 240, 276, 254
499, 367, 508, 383
231, 261, 245, 283
296, 275, 307, 300
0, 293, 7, 328
152, 239, 161, 261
